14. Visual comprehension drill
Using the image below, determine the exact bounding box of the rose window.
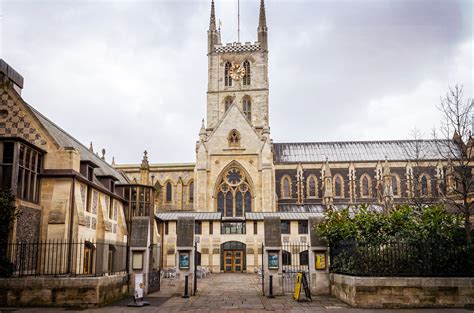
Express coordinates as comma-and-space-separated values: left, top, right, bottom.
216, 165, 253, 217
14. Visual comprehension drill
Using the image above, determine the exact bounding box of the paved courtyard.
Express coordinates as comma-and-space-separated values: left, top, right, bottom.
2, 273, 473, 312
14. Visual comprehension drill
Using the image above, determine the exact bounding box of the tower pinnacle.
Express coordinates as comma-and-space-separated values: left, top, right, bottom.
209, 0, 216, 31
208, 0, 219, 54
257, 0, 268, 52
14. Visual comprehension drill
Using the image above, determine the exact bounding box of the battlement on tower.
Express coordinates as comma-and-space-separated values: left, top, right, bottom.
214, 41, 261, 54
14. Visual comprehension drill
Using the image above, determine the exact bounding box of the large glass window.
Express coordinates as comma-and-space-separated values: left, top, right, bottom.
165, 182, 173, 202
221, 222, 246, 234
281, 220, 291, 234
195, 221, 202, 235
0, 141, 14, 190
216, 165, 253, 217
334, 175, 343, 198
10, 142, 42, 203
298, 220, 308, 234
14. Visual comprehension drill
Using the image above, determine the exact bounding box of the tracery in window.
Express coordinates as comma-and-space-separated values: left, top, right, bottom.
333, 174, 344, 198
392, 174, 401, 197
306, 174, 318, 198
216, 165, 253, 217
243, 96, 251, 121
224, 62, 232, 87
360, 174, 371, 198
228, 129, 241, 148
243, 60, 251, 85
281, 175, 292, 198
224, 96, 233, 112
165, 181, 173, 203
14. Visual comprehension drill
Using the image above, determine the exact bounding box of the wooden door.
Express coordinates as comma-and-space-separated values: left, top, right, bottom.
224, 250, 244, 273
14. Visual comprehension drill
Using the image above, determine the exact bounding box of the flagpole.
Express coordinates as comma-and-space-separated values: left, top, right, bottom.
237, 0, 240, 42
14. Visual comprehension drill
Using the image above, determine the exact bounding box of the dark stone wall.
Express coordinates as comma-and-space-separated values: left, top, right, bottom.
16, 206, 40, 242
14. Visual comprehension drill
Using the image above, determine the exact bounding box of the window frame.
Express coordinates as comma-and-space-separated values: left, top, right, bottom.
281, 220, 291, 235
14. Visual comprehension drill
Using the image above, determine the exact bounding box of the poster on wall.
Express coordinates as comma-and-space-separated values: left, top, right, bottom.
268, 252, 279, 269
134, 273, 144, 299
132, 251, 143, 270
315, 252, 326, 270
179, 252, 189, 269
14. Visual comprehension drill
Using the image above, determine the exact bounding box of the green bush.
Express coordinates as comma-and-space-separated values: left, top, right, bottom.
316, 204, 464, 245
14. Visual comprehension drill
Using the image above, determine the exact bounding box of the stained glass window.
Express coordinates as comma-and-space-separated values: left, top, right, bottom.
361, 175, 370, 198
166, 182, 172, 202
334, 176, 343, 198
189, 181, 194, 203
225, 192, 233, 217
392, 175, 399, 196
420, 175, 429, 196
215, 165, 253, 217
282, 176, 291, 198
236, 192, 243, 217
307, 175, 317, 197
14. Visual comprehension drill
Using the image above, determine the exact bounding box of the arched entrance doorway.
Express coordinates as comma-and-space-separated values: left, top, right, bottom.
221, 241, 246, 273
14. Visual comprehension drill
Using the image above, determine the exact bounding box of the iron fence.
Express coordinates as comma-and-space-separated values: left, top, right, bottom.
6, 240, 128, 277
282, 242, 309, 293
330, 240, 474, 277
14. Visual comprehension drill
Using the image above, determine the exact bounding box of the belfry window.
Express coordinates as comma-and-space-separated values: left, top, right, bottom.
224, 96, 233, 111
243, 60, 251, 86
165, 182, 173, 203
243, 96, 251, 121
228, 129, 241, 148
224, 62, 232, 87
216, 165, 253, 217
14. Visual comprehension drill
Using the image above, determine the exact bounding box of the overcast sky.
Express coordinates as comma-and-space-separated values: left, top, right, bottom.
1, 0, 472, 164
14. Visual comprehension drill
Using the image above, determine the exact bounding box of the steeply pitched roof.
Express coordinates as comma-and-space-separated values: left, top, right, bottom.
26, 104, 129, 184
273, 140, 457, 164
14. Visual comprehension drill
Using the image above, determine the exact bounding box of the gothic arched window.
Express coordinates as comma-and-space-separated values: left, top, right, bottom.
165, 182, 173, 203
228, 129, 241, 148
216, 165, 253, 217
243, 96, 251, 121
224, 96, 233, 112
243, 60, 251, 86
281, 175, 292, 198
188, 181, 194, 203
392, 174, 400, 197
360, 174, 371, 198
420, 174, 430, 197
306, 175, 318, 198
333, 174, 344, 198
224, 62, 232, 87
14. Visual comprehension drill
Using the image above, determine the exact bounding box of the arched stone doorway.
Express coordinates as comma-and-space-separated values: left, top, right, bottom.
221, 241, 246, 273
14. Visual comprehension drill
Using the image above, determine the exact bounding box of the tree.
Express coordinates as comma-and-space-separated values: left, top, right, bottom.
433, 84, 474, 243
0, 188, 19, 277
403, 128, 436, 209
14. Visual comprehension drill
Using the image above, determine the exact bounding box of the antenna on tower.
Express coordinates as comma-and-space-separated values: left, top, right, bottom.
237, 0, 240, 42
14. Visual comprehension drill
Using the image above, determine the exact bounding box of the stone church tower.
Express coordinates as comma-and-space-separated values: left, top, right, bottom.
195, 0, 275, 214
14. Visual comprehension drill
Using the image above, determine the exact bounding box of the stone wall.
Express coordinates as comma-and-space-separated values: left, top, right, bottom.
0, 274, 129, 308
330, 274, 474, 308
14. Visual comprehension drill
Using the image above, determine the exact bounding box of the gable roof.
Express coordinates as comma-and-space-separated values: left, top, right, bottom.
273, 140, 457, 164
25, 103, 129, 184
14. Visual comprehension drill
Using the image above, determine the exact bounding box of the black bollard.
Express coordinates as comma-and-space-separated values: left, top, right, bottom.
268, 274, 274, 298
183, 275, 190, 298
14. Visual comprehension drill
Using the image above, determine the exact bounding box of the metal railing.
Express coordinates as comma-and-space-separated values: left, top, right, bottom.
330, 240, 474, 277
6, 240, 128, 277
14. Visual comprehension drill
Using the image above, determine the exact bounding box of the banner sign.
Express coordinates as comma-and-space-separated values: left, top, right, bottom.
294, 272, 311, 301
134, 273, 144, 300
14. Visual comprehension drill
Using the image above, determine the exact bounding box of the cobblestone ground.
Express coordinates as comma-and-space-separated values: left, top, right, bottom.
2, 273, 473, 312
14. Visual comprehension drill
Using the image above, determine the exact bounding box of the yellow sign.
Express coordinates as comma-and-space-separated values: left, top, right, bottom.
293, 272, 303, 301
316, 253, 326, 270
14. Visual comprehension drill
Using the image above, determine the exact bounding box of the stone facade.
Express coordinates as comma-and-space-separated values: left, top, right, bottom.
330, 274, 474, 308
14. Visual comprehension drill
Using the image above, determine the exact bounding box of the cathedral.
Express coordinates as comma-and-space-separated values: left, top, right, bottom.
115, 0, 454, 274
0, 0, 461, 305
